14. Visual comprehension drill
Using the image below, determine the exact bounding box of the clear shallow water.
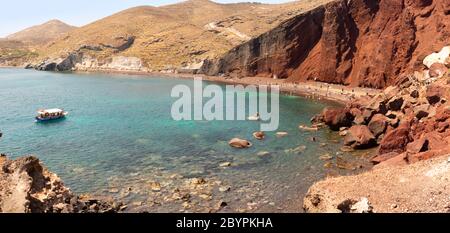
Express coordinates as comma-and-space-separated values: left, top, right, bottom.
0, 68, 373, 212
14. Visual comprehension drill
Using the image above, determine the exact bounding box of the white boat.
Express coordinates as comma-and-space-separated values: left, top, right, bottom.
35, 108, 68, 122
247, 113, 261, 121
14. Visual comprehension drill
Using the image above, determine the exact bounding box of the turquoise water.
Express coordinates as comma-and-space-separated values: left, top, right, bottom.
0, 68, 372, 212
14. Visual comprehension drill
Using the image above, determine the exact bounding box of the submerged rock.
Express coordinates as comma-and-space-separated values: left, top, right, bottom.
276, 132, 289, 137
219, 162, 232, 167
319, 153, 333, 161
256, 151, 271, 157
219, 186, 231, 192
149, 181, 161, 192
336, 156, 357, 171
299, 125, 319, 131
252, 131, 265, 140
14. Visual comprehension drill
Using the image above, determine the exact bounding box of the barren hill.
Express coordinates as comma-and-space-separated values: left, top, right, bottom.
34, 0, 333, 71
6, 19, 77, 45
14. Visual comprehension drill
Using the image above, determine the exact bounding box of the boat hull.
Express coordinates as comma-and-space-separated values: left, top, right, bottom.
35, 111, 68, 122
35, 115, 66, 122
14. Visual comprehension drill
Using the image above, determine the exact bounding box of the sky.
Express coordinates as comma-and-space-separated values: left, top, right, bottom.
0, 0, 296, 37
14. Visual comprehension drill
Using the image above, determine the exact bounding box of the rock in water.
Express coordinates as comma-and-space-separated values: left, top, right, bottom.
257, 151, 271, 157
336, 156, 356, 171
219, 162, 232, 167
228, 138, 252, 148
252, 131, 265, 140
149, 181, 161, 192
276, 132, 288, 137
319, 153, 333, 161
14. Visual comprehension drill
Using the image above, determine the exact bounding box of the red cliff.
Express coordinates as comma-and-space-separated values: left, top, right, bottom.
201, 0, 450, 88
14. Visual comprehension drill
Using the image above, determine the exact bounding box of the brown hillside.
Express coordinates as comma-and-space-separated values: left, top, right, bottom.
0, 39, 38, 66
36, 0, 333, 70
6, 19, 77, 45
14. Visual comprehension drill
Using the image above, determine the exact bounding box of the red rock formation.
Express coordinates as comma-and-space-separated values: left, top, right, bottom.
344, 125, 377, 149
320, 107, 354, 130
201, 0, 450, 88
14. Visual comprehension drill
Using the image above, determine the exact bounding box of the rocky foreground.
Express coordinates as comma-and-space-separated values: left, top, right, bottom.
304, 46, 450, 213
0, 152, 124, 213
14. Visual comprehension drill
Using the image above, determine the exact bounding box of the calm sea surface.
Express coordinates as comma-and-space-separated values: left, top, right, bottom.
0, 68, 372, 212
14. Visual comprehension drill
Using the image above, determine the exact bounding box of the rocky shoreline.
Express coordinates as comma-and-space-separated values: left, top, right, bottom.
304, 46, 450, 213
0, 154, 125, 213
0, 130, 125, 213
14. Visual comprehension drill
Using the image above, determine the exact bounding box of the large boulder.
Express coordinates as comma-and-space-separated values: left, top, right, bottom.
383, 86, 400, 100
378, 122, 412, 155
36, 61, 59, 71
365, 94, 388, 114
429, 63, 448, 78
322, 108, 354, 131
387, 96, 404, 111
351, 108, 365, 125
423, 46, 450, 68
368, 114, 388, 137
426, 84, 447, 105
344, 125, 377, 149
413, 104, 430, 119
370, 152, 400, 165
436, 106, 450, 122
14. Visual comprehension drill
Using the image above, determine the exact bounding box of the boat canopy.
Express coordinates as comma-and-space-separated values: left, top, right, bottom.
37, 108, 64, 114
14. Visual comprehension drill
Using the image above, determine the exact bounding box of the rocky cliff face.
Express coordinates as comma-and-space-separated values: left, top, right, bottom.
201, 0, 450, 88
0, 155, 124, 213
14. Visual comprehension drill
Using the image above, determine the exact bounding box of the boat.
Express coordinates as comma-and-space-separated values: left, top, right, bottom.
247, 113, 261, 121
35, 108, 68, 122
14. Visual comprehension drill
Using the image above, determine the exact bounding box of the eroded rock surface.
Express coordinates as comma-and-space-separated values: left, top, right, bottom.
0, 155, 123, 213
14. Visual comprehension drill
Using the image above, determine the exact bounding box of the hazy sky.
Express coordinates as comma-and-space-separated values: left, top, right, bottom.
0, 0, 296, 37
